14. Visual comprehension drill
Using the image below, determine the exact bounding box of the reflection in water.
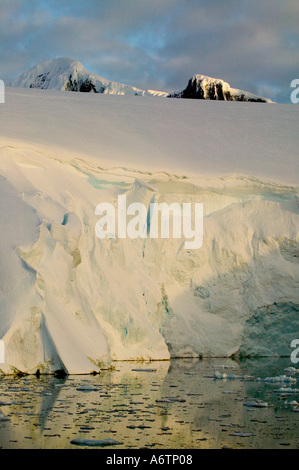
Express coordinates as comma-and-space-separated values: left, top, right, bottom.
0, 358, 298, 449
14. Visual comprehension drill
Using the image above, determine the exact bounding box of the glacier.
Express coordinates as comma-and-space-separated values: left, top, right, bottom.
0, 87, 298, 375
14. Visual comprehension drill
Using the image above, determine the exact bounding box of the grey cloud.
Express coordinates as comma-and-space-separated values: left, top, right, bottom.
0, 0, 298, 102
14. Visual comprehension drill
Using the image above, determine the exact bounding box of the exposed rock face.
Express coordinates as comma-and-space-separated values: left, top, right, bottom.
65, 75, 102, 93
169, 75, 272, 103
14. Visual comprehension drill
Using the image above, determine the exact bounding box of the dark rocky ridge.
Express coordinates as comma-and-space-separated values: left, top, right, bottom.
168, 75, 271, 103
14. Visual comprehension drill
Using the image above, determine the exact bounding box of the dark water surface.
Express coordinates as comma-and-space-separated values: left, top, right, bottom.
0, 358, 298, 449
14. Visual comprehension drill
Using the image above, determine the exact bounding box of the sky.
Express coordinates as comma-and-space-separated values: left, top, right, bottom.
0, 0, 298, 103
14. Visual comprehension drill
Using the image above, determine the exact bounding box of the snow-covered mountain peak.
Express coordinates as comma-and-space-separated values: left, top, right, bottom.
169, 74, 273, 102
10, 57, 168, 97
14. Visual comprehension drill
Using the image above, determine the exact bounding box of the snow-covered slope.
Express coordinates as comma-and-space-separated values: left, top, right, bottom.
10, 57, 168, 97
169, 74, 273, 102
0, 88, 298, 374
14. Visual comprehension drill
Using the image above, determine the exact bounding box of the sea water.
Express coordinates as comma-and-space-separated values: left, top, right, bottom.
0, 358, 298, 449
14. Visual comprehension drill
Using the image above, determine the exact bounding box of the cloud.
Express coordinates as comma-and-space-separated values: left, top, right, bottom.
0, 0, 298, 102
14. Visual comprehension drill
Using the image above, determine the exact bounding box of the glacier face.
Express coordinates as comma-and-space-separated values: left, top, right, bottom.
0, 146, 298, 374
239, 302, 299, 358
0, 88, 298, 374
10, 57, 168, 97
169, 74, 273, 102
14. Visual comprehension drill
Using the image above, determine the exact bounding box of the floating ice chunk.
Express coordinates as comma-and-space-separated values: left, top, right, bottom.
284, 367, 299, 375
70, 438, 122, 447
284, 400, 298, 406
155, 397, 186, 403
214, 372, 227, 379
214, 372, 254, 381
257, 375, 297, 384
76, 385, 98, 392
244, 400, 269, 408
274, 387, 299, 394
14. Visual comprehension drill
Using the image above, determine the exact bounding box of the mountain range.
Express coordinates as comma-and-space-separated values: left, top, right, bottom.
10, 57, 272, 103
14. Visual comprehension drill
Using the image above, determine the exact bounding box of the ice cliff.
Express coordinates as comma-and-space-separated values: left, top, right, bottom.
0, 88, 297, 374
